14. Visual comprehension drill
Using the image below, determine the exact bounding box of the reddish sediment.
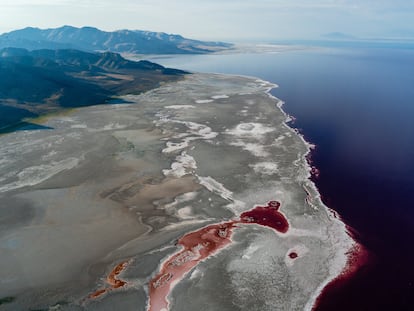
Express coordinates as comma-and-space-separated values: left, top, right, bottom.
88, 260, 130, 299
305, 153, 320, 179
239, 200, 289, 233
289, 252, 298, 259
310, 166, 320, 178
148, 221, 237, 311
86, 201, 289, 310
311, 232, 370, 311
148, 200, 289, 311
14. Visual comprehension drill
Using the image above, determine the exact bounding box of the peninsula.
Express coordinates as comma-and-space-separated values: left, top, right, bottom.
0, 72, 361, 310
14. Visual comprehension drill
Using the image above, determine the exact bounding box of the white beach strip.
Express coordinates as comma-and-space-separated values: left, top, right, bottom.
162, 152, 197, 178
304, 225, 356, 311
225, 122, 275, 138
253, 76, 359, 310
161, 126, 217, 154
189, 268, 203, 280
195, 99, 214, 104
249, 162, 278, 175
165, 105, 196, 109
70, 124, 88, 129
160, 118, 218, 142
211, 95, 229, 99
162, 141, 190, 153
102, 122, 127, 131
165, 191, 199, 209
176, 206, 194, 219
0, 157, 81, 193
180, 121, 218, 139
197, 176, 234, 201
241, 245, 261, 260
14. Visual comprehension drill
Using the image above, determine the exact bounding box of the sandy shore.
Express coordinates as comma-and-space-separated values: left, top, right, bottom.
0, 73, 357, 310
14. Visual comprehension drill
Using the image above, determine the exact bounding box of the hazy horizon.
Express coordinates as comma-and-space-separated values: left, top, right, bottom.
0, 0, 413, 42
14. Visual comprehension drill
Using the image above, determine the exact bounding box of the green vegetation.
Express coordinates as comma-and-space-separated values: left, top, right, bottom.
0, 48, 188, 131
0, 296, 15, 305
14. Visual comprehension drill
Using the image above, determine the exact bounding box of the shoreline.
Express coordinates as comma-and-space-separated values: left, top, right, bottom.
0, 72, 361, 310
265, 76, 365, 311
85, 73, 362, 310
144, 48, 414, 309
262, 76, 367, 311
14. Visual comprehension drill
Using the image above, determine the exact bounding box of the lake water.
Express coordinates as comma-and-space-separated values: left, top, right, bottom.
149, 46, 414, 310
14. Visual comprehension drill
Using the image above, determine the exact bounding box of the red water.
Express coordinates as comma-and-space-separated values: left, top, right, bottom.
86, 200, 365, 311
312, 231, 370, 311
148, 222, 237, 311
88, 260, 130, 299
289, 252, 298, 259
239, 200, 288, 233
147, 200, 289, 311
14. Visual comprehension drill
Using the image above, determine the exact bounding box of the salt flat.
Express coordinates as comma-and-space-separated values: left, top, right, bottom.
0, 73, 356, 310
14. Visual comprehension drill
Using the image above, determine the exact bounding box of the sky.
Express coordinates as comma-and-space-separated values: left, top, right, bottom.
0, 0, 413, 41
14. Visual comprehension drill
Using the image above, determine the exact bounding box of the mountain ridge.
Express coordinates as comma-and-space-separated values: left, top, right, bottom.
0, 48, 187, 131
0, 26, 232, 54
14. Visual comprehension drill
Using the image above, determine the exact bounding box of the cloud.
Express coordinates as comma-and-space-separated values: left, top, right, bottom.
0, 0, 413, 40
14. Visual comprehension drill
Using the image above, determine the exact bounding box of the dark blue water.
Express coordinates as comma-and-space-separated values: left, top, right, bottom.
151, 47, 414, 310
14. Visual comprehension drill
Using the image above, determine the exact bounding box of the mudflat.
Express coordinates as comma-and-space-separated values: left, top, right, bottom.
0, 73, 356, 310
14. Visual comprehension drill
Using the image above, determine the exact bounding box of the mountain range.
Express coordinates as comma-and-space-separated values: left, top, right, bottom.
0, 47, 187, 131
0, 26, 232, 54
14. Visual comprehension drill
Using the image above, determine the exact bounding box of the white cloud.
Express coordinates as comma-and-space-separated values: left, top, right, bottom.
0, 0, 413, 40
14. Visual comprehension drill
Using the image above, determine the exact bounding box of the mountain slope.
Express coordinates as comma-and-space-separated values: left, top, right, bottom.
0, 26, 232, 54
0, 48, 187, 131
